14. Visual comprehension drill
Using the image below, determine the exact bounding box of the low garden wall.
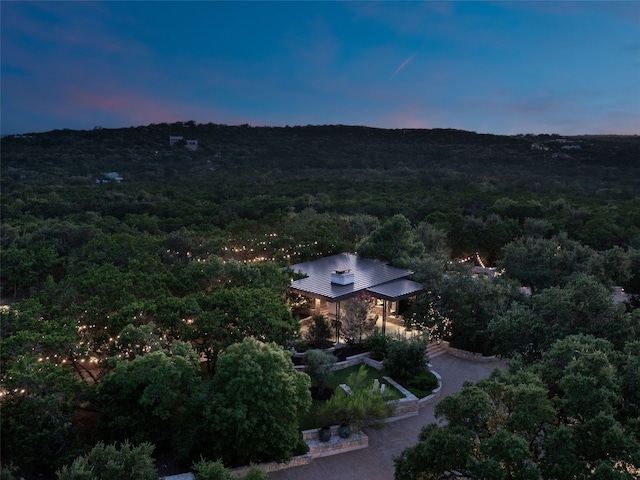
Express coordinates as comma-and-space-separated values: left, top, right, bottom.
383, 376, 419, 421
418, 369, 442, 406
294, 350, 372, 372
330, 351, 371, 370
228, 453, 313, 477
363, 356, 384, 370
301, 425, 369, 458
445, 345, 501, 363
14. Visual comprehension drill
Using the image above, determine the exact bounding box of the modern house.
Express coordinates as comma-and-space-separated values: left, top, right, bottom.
169, 136, 198, 150
95, 171, 123, 183
289, 253, 423, 337
169, 135, 183, 145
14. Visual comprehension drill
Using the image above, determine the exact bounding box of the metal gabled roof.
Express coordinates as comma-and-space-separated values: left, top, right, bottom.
289, 252, 420, 302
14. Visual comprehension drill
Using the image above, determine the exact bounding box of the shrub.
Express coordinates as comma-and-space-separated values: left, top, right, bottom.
191, 458, 270, 480
364, 328, 391, 360
242, 466, 270, 480
305, 349, 337, 389
56, 441, 157, 480
384, 336, 428, 381
1, 464, 18, 480
192, 458, 232, 480
407, 371, 438, 394
304, 314, 333, 349
290, 339, 308, 353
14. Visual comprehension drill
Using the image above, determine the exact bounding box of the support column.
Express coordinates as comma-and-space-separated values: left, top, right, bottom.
382, 300, 387, 335
336, 301, 341, 344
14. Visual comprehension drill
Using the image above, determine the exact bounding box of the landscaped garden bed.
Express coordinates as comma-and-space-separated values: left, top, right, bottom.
299, 364, 403, 430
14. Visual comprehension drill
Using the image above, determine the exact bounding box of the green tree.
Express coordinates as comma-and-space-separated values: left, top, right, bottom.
304, 313, 333, 349
588, 245, 633, 287
498, 233, 596, 293
540, 335, 621, 421
403, 291, 449, 341
394, 366, 555, 480
414, 222, 450, 261
394, 424, 475, 480
0, 240, 60, 300
490, 275, 633, 358
341, 292, 377, 344
1, 362, 86, 477
357, 214, 424, 265
208, 339, 311, 466
56, 441, 157, 480
199, 287, 298, 345
438, 272, 523, 354
112, 322, 162, 359
96, 342, 201, 449
193, 287, 299, 375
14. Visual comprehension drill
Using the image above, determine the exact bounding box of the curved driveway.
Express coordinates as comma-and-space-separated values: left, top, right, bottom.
270, 353, 506, 480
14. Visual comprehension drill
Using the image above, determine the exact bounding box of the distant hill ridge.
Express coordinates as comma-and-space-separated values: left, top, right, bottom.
3, 122, 639, 173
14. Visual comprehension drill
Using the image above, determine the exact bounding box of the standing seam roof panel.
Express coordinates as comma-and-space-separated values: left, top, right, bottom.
289, 253, 417, 301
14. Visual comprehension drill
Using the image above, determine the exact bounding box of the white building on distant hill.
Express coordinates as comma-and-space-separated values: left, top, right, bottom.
169, 136, 198, 150
96, 172, 123, 184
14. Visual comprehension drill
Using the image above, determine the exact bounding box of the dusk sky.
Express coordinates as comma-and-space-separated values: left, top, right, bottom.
2, 1, 639, 136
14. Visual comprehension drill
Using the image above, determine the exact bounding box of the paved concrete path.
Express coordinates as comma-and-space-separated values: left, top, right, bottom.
269, 353, 506, 480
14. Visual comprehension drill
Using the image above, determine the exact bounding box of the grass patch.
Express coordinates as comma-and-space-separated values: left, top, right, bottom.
396, 371, 439, 399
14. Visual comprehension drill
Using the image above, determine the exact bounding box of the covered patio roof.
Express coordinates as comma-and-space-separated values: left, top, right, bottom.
289, 252, 423, 302
367, 278, 425, 301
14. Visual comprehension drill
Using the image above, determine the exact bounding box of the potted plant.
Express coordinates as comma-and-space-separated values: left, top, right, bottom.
318, 425, 331, 442
338, 422, 351, 439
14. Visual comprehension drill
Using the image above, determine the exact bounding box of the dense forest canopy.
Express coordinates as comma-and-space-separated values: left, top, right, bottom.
3, 125, 640, 268
1, 122, 639, 478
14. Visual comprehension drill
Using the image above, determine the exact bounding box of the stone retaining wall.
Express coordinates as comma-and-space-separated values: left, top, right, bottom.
330, 351, 372, 370
294, 351, 372, 372
363, 356, 384, 370
229, 453, 313, 477
383, 376, 419, 421
302, 425, 368, 458
446, 345, 501, 363
418, 369, 442, 406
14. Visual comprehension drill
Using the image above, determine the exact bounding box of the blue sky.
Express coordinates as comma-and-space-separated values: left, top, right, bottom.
2, 1, 639, 136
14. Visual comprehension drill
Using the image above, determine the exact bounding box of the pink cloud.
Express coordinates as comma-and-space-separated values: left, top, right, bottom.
64, 85, 201, 126
382, 107, 435, 129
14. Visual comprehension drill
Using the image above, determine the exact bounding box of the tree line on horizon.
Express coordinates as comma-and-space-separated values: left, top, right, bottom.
1, 123, 639, 479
